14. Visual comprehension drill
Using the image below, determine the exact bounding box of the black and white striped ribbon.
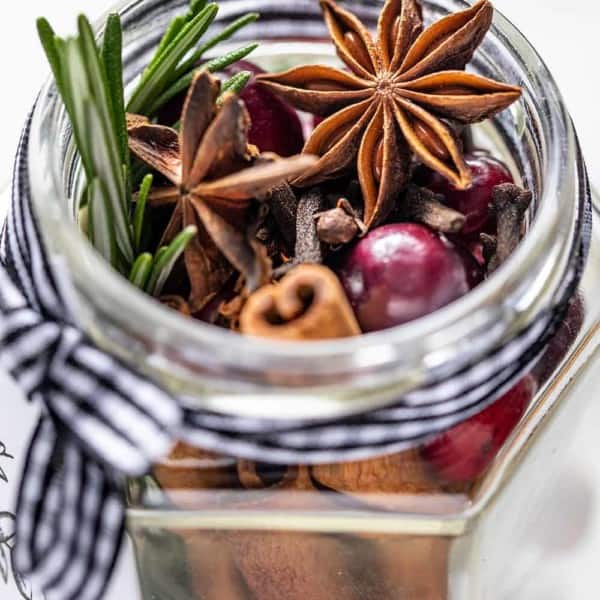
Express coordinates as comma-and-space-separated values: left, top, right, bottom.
0, 101, 591, 600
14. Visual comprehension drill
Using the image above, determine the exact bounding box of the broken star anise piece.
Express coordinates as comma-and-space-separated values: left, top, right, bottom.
256, 0, 522, 229
128, 70, 316, 311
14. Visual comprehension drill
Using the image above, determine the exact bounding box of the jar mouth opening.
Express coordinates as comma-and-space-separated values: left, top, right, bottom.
28, 0, 579, 377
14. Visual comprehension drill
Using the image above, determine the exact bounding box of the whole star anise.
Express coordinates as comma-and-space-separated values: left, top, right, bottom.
128, 71, 316, 310
256, 0, 522, 228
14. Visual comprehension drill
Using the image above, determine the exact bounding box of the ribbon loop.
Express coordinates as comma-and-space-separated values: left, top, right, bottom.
15, 418, 124, 600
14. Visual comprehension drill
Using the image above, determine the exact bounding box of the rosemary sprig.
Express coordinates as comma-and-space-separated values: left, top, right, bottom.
38, 16, 134, 267
102, 14, 129, 168
172, 12, 259, 80
133, 174, 153, 252
221, 71, 252, 95
146, 226, 198, 296
144, 42, 258, 117
127, 3, 219, 115
87, 177, 117, 265
129, 253, 153, 289
129, 5, 258, 117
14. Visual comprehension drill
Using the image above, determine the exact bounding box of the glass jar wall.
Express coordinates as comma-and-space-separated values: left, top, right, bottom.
27, 0, 600, 598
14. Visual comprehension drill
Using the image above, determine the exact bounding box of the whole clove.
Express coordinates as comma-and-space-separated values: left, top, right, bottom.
315, 198, 367, 245
480, 233, 497, 269
485, 183, 532, 273
397, 184, 466, 234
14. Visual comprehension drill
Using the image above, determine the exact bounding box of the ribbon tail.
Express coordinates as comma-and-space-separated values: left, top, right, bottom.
15, 417, 126, 600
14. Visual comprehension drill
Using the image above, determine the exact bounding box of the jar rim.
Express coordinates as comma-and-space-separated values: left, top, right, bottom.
27, 0, 583, 416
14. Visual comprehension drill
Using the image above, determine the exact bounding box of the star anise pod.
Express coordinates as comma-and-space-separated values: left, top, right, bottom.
127, 71, 316, 311
256, 0, 522, 229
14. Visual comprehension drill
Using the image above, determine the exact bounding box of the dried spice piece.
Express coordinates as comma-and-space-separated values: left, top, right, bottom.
153, 442, 239, 498
315, 197, 367, 244
271, 186, 328, 278
312, 449, 465, 513
218, 289, 247, 331
396, 184, 466, 233
265, 182, 299, 252
225, 464, 361, 600
256, 0, 521, 229
239, 264, 361, 340
480, 232, 497, 267
295, 187, 327, 264
485, 182, 532, 273
128, 70, 316, 310
160, 295, 192, 315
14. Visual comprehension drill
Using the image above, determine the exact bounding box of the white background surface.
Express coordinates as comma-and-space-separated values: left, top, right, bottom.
0, 1, 599, 599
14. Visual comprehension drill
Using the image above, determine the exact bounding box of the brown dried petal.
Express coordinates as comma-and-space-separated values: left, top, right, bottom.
191, 195, 271, 293
194, 155, 318, 201
128, 124, 182, 185
183, 200, 232, 311
159, 199, 184, 246
398, 0, 493, 81
239, 264, 361, 340
295, 98, 376, 187
398, 71, 522, 123
358, 101, 410, 227
378, 0, 423, 71
180, 71, 220, 184
255, 65, 373, 115
188, 93, 249, 187
146, 186, 180, 208
393, 99, 471, 189
320, 0, 380, 78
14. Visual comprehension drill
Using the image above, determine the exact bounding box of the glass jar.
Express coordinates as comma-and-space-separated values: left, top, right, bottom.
28, 0, 600, 598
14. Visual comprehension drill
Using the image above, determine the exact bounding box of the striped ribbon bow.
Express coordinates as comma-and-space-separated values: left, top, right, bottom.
0, 111, 592, 600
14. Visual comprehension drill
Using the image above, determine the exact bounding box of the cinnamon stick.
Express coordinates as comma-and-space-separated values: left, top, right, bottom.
226, 464, 362, 600
312, 451, 454, 599
153, 441, 240, 506
153, 442, 249, 599
239, 264, 361, 340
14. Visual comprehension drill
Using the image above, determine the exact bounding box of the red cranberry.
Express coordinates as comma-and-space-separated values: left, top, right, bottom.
421, 375, 537, 483
228, 61, 304, 156
336, 224, 482, 332
418, 154, 514, 235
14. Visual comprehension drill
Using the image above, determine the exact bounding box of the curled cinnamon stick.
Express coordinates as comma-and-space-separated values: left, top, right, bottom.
239, 264, 361, 340
226, 464, 360, 600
